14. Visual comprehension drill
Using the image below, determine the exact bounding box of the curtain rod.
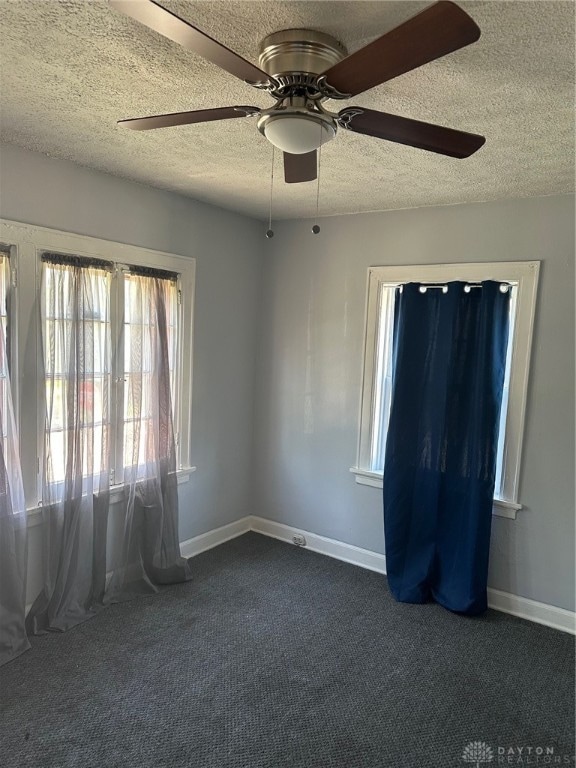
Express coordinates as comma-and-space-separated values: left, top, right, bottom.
121, 265, 179, 282
398, 282, 511, 294
41, 251, 114, 271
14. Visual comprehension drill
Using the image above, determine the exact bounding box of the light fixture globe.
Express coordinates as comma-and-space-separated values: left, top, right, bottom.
257, 112, 336, 154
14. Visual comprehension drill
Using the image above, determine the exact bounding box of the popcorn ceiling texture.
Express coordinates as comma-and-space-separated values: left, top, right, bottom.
0, 1, 574, 220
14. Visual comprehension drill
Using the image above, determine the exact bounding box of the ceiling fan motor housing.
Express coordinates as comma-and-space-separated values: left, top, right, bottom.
258, 29, 347, 79
257, 29, 347, 154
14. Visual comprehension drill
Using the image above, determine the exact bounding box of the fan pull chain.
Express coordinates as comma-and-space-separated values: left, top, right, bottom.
312, 126, 321, 235
266, 146, 275, 239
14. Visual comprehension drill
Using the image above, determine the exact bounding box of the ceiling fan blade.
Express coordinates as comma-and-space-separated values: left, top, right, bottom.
284, 151, 317, 184
118, 106, 260, 131
341, 108, 485, 158
322, 1, 480, 97
109, 0, 269, 85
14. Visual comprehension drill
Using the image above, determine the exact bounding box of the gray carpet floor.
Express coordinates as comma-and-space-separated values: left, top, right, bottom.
1, 532, 574, 768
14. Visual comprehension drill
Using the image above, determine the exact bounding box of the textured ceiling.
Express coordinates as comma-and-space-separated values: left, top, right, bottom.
0, 1, 574, 220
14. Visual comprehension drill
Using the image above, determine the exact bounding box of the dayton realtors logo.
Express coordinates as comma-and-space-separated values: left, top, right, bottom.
462, 742, 494, 767
462, 742, 575, 765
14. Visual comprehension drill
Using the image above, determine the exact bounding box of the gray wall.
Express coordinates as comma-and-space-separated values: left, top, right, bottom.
255, 195, 575, 612
2, 142, 574, 613
0, 142, 264, 563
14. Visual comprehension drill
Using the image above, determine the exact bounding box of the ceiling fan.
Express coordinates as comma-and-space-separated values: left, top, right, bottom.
110, 0, 485, 184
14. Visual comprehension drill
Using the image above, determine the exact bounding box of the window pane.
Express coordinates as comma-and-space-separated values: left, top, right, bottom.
0, 250, 27, 515
124, 372, 152, 420
124, 324, 153, 373
46, 425, 105, 483
0, 255, 9, 451
46, 429, 65, 484
494, 285, 518, 497
122, 274, 178, 478
371, 285, 397, 473
46, 376, 106, 430
0, 253, 7, 317
45, 378, 66, 431
43, 262, 111, 485
123, 418, 150, 470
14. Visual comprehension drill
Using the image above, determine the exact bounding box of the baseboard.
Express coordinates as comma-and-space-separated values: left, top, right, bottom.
25, 515, 575, 634
486, 587, 576, 634
249, 515, 387, 575
245, 515, 576, 635
180, 517, 252, 559
24, 517, 252, 616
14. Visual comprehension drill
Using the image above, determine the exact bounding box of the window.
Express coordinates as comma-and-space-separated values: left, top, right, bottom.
42, 259, 182, 487
118, 268, 180, 482
0, 244, 26, 518
0, 218, 195, 511
42, 257, 112, 484
352, 262, 540, 519
0, 249, 11, 460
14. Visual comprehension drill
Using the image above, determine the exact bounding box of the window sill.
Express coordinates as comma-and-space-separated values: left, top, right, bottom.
25, 466, 196, 528
349, 467, 522, 519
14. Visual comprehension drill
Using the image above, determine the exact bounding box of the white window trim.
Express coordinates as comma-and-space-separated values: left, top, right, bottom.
351, 261, 540, 520
0, 218, 197, 516
0, 243, 19, 418
25, 467, 196, 528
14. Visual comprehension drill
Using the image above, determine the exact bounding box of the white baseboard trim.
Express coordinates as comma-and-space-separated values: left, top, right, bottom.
249, 515, 387, 575
486, 587, 576, 635
244, 515, 576, 635
25, 518, 252, 616
180, 517, 252, 559
26, 515, 575, 634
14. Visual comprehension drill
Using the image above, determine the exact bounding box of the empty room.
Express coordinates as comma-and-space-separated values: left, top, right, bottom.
0, 1, 574, 767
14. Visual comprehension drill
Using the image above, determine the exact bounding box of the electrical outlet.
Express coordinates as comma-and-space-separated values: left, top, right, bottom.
292, 534, 306, 547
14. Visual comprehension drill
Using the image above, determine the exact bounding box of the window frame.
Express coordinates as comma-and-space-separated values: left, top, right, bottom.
0, 244, 18, 415
0, 218, 196, 514
351, 261, 540, 519
0, 246, 16, 464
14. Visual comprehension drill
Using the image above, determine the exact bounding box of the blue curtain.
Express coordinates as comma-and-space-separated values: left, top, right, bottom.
383, 281, 510, 615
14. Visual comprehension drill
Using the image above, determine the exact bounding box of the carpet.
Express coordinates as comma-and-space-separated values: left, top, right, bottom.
1, 532, 574, 767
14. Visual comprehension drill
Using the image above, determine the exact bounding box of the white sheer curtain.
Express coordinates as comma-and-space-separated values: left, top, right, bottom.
107, 269, 191, 598
27, 255, 112, 633
0, 251, 29, 665
25, 256, 190, 635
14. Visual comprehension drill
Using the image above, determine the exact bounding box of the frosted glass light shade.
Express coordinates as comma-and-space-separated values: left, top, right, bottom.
263, 115, 335, 154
